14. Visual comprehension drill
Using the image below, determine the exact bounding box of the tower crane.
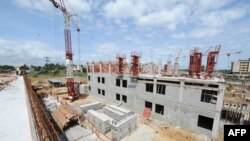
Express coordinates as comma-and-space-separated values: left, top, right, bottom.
49, 0, 80, 100
219, 51, 242, 69
173, 49, 184, 76
204, 44, 241, 78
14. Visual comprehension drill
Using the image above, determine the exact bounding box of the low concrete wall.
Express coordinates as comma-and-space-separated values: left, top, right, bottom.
78, 102, 102, 114
111, 114, 137, 141
86, 110, 112, 134
104, 107, 125, 120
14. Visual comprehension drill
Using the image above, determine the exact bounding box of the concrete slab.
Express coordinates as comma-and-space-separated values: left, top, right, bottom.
65, 125, 100, 141
0, 76, 32, 141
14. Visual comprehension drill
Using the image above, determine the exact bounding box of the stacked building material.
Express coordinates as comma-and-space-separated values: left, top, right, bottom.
78, 102, 102, 114
86, 110, 113, 134
52, 105, 78, 130
43, 96, 60, 112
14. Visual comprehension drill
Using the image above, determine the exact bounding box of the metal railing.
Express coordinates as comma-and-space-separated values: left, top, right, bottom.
23, 73, 62, 141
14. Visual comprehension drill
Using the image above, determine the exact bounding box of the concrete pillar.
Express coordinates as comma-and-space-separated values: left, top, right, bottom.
177, 81, 184, 126
92, 64, 95, 73
153, 77, 157, 94
216, 84, 225, 111
158, 65, 161, 75
99, 63, 102, 73
212, 83, 226, 138
152, 77, 157, 113
108, 62, 111, 74
86, 63, 89, 74
212, 113, 220, 138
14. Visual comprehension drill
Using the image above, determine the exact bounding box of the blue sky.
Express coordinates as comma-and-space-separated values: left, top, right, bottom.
0, 0, 250, 69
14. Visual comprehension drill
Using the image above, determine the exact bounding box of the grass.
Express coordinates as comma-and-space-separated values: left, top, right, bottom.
28, 71, 86, 83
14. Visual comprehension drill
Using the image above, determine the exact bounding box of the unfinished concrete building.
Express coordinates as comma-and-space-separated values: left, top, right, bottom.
86, 50, 226, 138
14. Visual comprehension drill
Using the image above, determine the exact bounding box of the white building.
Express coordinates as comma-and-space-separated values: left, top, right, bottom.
231, 59, 250, 74
227, 59, 250, 80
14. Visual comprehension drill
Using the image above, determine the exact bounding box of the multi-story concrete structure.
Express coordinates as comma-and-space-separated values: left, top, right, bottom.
87, 71, 226, 138
231, 59, 250, 74
228, 59, 250, 80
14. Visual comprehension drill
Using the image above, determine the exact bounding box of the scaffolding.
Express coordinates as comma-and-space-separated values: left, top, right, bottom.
205, 45, 221, 79
189, 47, 202, 78
131, 51, 141, 77
116, 54, 126, 77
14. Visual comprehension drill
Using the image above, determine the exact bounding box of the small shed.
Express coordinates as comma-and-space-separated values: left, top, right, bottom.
48, 79, 63, 87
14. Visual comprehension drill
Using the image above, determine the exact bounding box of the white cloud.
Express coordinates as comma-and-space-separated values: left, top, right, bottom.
94, 43, 121, 58
12, 0, 91, 14
200, 7, 247, 28
124, 34, 138, 42
188, 28, 222, 38
63, 0, 91, 15
0, 38, 64, 66
102, 0, 249, 37
12, 0, 52, 12
102, 0, 188, 29
136, 4, 187, 29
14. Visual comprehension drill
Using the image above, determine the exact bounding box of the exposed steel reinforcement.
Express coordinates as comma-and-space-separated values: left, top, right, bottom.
23, 74, 63, 141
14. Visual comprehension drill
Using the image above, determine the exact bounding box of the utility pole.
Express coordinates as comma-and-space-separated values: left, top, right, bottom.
45, 57, 50, 65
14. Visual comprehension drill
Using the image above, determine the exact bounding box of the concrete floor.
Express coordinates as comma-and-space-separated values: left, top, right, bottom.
0, 76, 32, 141
65, 125, 100, 141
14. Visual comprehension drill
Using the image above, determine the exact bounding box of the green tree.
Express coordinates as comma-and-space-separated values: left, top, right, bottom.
20, 64, 29, 70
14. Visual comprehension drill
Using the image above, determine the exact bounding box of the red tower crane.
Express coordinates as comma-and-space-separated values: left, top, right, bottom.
49, 0, 80, 100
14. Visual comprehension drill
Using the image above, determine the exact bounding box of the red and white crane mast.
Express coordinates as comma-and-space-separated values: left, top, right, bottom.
49, 0, 80, 100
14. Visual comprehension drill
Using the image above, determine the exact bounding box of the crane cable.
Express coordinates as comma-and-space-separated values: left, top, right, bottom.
53, 7, 58, 62
78, 28, 81, 65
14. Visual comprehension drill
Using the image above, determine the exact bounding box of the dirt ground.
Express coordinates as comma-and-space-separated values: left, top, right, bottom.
124, 118, 206, 141
151, 126, 204, 141
0, 73, 17, 90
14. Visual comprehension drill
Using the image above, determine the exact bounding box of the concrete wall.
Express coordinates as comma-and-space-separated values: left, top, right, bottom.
87, 73, 226, 138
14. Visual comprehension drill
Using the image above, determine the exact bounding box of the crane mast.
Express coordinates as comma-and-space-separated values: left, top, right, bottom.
173, 49, 182, 76
49, 0, 79, 100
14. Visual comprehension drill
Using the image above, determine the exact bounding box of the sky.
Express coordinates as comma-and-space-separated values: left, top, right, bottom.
0, 0, 250, 69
